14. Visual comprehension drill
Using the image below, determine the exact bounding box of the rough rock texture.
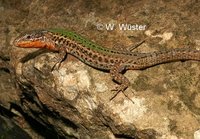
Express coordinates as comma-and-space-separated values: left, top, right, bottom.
1, 0, 200, 138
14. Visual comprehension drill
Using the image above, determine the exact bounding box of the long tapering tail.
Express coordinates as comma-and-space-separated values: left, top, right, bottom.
131, 48, 200, 69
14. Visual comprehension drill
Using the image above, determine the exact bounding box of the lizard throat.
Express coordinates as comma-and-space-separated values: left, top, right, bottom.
15, 40, 57, 51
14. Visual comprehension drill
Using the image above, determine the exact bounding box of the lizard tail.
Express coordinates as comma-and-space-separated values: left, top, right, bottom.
129, 48, 200, 69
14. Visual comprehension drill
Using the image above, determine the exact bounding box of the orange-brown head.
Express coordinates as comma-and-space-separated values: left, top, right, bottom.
13, 30, 59, 51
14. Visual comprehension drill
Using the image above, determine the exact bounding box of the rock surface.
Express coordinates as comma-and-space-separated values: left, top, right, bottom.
0, 0, 200, 138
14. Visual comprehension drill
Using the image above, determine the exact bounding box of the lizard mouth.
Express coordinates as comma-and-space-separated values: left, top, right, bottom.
14, 40, 46, 48
14, 40, 58, 51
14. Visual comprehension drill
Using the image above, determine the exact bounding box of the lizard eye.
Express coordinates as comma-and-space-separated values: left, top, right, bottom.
26, 35, 31, 39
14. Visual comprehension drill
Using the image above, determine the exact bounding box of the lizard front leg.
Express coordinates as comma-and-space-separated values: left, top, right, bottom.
51, 47, 67, 71
110, 64, 130, 99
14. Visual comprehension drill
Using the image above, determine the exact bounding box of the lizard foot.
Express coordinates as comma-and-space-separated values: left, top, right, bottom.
110, 84, 128, 100
51, 50, 67, 71
110, 85, 134, 104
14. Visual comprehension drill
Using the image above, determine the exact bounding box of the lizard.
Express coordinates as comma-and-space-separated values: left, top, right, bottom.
13, 28, 200, 98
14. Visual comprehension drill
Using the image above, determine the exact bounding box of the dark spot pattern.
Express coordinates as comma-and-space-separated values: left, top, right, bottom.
98, 57, 102, 62
87, 52, 92, 57
93, 55, 97, 59
48, 30, 200, 71
104, 58, 108, 63
110, 59, 114, 63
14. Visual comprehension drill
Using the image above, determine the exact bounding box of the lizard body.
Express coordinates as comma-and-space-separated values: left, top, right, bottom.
13, 29, 200, 94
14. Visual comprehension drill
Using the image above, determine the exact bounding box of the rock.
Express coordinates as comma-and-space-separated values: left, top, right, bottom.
0, 115, 31, 139
0, 0, 200, 139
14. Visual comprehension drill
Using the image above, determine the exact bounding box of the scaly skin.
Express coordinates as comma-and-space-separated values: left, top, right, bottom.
13, 29, 200, 95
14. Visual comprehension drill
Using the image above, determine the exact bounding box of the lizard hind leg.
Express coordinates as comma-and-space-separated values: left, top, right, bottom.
127, 39, 145, 52
110, 64, 130, 100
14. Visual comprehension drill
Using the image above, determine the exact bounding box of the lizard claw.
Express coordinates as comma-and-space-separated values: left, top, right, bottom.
51, 51, 67, 71
110, 85, 134, 104
110, 90, 120, 100
110, 85, 128, 100
51, 61, 62, 71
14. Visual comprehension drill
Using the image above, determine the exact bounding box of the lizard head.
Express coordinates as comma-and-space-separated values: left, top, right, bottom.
13, 30, 59, 51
